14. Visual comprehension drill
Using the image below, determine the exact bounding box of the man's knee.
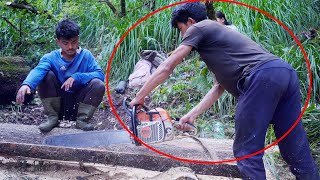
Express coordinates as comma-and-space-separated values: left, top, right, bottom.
43, 71, 56, 82
89, 78, 105, 94
38, 71, 60, 98
39, 71, 58, 88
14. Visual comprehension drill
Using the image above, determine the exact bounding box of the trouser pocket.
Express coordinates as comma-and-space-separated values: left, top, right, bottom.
237, 75, 250, 95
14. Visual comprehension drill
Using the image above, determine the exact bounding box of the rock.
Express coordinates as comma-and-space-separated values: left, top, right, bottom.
0, 56, 33, 105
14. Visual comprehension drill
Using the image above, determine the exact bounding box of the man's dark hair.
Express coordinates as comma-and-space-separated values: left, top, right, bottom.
171, 2, 207, 28
215, 11, 231, 25
55, 19, 80, 40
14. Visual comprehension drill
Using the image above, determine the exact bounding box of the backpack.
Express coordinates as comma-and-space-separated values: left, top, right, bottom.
128, 50, 167, 89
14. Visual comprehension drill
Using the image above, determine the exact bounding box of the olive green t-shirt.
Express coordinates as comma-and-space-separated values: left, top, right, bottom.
181, 20, 279, 96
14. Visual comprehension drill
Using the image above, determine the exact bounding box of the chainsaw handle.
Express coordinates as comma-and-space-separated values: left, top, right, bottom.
174, 118, 198, 135
122, 98, 140, 145
123, 97, 150, 146
131, 105, 141, 146
123, 98, 133, 116
122, 97, 149, 116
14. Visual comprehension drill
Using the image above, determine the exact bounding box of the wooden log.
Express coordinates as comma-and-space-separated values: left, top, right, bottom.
0, 123, 241, 177
0, 141, 241, 178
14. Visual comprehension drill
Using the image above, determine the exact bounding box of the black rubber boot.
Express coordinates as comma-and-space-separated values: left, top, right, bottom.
39, 97, 61, 132
76, 102, 96, 131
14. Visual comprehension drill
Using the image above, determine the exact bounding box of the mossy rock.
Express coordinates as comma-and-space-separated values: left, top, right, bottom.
0, 56, 33, 105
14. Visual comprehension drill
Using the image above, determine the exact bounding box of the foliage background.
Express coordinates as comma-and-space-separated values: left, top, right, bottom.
1, 0, 320, 177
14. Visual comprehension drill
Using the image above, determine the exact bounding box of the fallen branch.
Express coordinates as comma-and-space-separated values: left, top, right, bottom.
5, 2, 38, 14
6, 1, 52, 19
98, 0, 118, 14
1, 16, 19, 32
127, 0, 153, 13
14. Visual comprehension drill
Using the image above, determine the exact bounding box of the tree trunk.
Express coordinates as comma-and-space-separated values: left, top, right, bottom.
120, 0, 126, 17
205, 2, 215, 20
150, 0, 156, 11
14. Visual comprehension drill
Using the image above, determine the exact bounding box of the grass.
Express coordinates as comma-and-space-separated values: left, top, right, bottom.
99, 1, 179, 83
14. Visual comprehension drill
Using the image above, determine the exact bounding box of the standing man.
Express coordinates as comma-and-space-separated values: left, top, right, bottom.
129, 2, 319, 180
16, 19, 105, 132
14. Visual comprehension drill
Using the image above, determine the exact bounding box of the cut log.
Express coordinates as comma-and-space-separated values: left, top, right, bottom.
0, 56, 32, 105
0, 123, 241, 178
0, 141, 241, 178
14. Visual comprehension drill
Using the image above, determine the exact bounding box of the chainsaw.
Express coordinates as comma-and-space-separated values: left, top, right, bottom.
123, 98, 197, 146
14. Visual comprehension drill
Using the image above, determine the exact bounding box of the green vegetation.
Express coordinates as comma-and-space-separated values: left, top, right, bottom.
215, 0, 320, 175
1, 0, 320, 175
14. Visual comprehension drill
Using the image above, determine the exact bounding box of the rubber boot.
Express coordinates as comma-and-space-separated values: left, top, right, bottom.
76, 103, 96, 131
39, 97, 61, 132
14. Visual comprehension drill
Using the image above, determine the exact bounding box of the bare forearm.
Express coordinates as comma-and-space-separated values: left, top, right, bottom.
186, 83, 224, 120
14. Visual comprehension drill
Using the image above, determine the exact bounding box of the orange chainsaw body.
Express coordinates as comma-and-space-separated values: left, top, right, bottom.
135, 108, 175, 143
136, 108, 173, 122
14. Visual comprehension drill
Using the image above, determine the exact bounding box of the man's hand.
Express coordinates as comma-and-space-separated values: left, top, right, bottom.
177, 83, 224, 131
61, 77, 75, 91
177, 114, 196, 132
16, 85, 31, 104
129, 97, 145, 108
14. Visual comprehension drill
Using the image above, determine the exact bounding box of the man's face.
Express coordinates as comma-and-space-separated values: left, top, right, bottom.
56, 36, 79, 58
216, 17, 225, 25
177, 18, 195, 38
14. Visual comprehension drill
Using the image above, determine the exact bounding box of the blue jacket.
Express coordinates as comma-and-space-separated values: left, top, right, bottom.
23, 48, 105, 90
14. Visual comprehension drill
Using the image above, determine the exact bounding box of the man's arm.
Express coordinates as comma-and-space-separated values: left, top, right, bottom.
22, 57, 51, 90
17, 57, 51, 104
179, 83, 225, 130
71, 55, 105, 85
130, 45, 193, 106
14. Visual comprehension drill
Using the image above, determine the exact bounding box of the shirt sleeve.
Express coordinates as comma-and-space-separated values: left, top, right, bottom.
181, 25, 204, 50
22, 57, 51, 90
71, 52, 105, 85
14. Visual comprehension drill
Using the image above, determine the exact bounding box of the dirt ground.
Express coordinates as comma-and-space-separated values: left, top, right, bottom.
0, 92, 132, 131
